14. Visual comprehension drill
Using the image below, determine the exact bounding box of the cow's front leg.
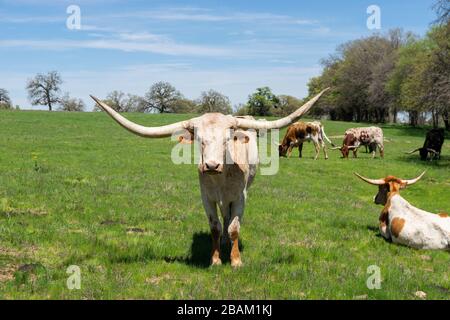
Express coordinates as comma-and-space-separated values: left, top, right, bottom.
313, 141, 320, 160
202, 195, 222, 266
229, 201, 244, 268
298, 143, 303, 158
321, 140, 329, 160
378, 143, 384, 159
379, 221, 391, 241
220, 204, 231, 246
287, 145, 294, 158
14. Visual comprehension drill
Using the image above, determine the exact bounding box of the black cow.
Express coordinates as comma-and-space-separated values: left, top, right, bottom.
407, 128, 445, 161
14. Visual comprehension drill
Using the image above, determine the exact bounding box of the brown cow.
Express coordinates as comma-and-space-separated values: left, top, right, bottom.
279, 121, 334, 160
333, 127, 384, 159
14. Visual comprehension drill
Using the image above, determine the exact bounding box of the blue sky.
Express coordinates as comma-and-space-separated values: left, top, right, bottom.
0, 0, 437, 110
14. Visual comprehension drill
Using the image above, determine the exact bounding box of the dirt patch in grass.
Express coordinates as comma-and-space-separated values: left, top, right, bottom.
0, 246, 22, 258
0, 264, 17, 282
145, 274, 172, 285
0, 246, 37, 257
126, 227, 145, 234
0, 199, 48, 217
0, 246, 39, 282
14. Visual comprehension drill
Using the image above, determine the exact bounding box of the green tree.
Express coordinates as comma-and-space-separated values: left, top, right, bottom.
246, 87, 279, 116
272, 95, 302, 117
310, 29, 414, 123
426, 24, 450, 129
171, 98, 197, 114
387, 39, 429, 126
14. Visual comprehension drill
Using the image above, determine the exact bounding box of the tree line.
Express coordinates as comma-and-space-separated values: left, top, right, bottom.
0, 73, 304, 116
0, 74, 235, 114
307, 2, 449, 129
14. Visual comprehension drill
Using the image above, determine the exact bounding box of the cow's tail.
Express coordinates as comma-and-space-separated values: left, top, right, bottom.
321, 125, 336, 147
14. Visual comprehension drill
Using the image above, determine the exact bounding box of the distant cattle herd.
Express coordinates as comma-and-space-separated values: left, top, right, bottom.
280, 122, 445, 162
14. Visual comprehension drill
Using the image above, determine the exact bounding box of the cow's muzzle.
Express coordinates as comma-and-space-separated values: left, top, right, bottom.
202, 162, 223, 175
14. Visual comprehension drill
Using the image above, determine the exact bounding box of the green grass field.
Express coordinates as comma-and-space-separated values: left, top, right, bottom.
0, 110, 449, 299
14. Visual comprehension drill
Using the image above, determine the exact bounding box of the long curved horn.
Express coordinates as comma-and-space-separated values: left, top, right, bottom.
402, 171, 426, 186
331, 146, 342, 150
427, 148, 438, 155
235, 88, 330, 130
90, 95, 191, 138
354, 172, 386, 185
405, 148, 421, 154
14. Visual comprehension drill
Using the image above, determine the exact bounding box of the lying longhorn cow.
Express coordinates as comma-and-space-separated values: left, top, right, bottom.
332, 127, 384, 159
90, 89, 329, 267
355, 172, 450, 250
406, 128, 445, 161
278, 121, 334, 160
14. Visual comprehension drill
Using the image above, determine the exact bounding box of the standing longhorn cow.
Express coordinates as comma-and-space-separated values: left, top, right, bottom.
90, 89, 329, 267
278, 121, 334, 160
332, 127, 384, 159
406, 128, 445, 161
355, 172, 450, 250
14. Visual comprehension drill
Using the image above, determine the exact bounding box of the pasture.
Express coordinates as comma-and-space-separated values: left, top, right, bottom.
0, 110, 449, 299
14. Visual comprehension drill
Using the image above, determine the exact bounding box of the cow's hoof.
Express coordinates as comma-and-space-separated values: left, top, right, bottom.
231, 259, 243, 268
211, 258, 222, 266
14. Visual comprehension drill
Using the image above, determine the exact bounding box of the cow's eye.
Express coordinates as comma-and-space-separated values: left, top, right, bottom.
234, 136, 238, 142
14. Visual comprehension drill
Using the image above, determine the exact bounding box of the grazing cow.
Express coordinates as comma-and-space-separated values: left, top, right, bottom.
355, 172, 450, 250
333, 127, 384, 159
90, 89, 329, 267
278, 121, 334, 159
406, 128, 445, 161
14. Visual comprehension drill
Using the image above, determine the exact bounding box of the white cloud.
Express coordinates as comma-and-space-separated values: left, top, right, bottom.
0, 14, 62, 23
0, 39, 232, 57
295, 19, 319, 25
118, 32, 168, 42
103, 9, 319, 25
0, 7, 320, 26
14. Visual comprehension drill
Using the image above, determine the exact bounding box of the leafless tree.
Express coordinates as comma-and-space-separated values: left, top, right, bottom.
197, 90, 232, 114
93, 91, 146, 112
432, 0, 450, 25
144, 81, 182, 113
0, 88, 12, 109
59, 93, 85, 112
26, 71, 62, 111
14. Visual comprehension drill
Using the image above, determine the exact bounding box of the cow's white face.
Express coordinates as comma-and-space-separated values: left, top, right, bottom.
180, 113, 250, 175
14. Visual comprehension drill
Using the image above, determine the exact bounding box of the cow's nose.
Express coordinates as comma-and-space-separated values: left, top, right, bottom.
205, 162, 220, 171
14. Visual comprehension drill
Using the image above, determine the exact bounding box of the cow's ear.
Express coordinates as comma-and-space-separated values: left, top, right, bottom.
178, 131, 194, 144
